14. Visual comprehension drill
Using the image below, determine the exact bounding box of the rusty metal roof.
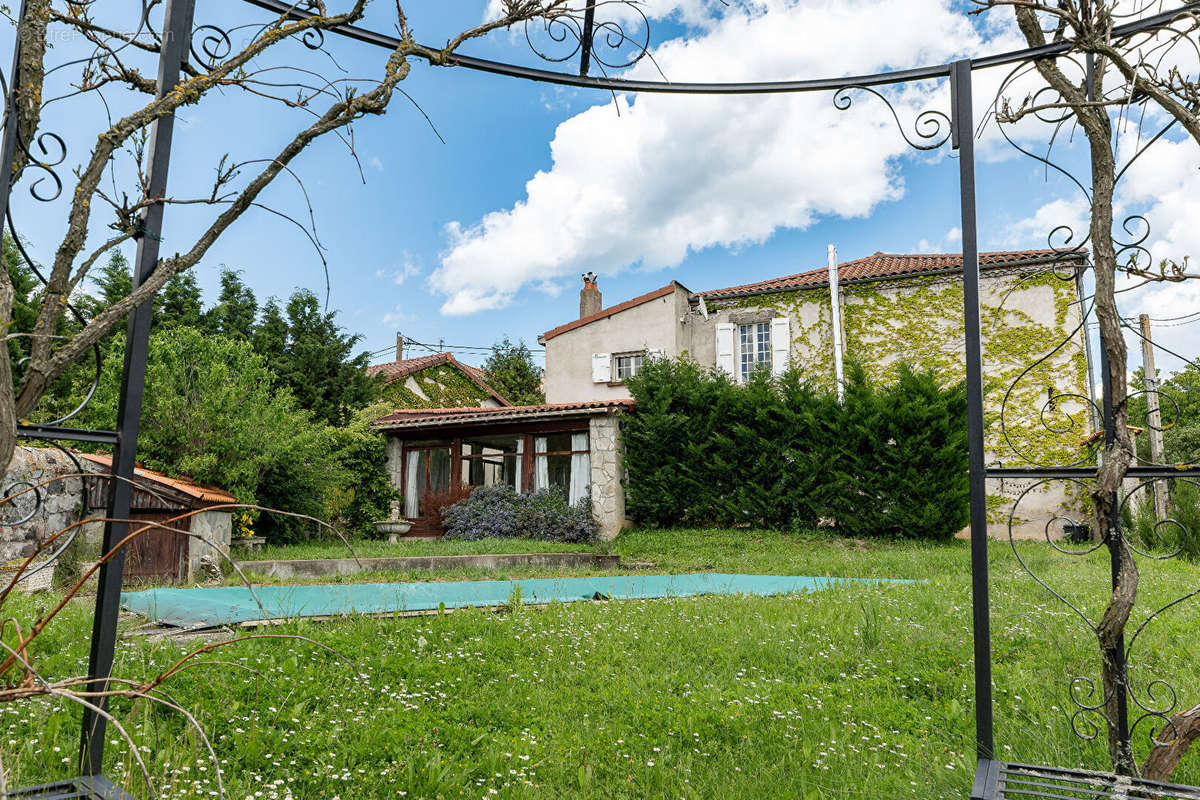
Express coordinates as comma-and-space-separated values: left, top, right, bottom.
365, 352, 511, 406
78, 453, 237, 505
699, 249, 1085, 301
372, 399, 632, 431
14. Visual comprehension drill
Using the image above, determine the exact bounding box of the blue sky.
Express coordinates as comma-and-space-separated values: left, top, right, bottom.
9, 0, 1200, 373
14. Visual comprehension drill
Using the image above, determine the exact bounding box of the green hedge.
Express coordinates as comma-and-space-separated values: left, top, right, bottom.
623, 359, 969, 539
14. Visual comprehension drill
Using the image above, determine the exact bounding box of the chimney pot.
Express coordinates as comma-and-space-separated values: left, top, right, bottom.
580, 273, 601, 319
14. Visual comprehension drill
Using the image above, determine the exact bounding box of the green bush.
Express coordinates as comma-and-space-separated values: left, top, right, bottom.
76, 327, 339, 542
1130, 479, 1200, 561
623, 358, 968, 539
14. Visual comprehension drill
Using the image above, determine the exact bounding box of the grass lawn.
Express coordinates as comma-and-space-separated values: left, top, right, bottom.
5, 529, 1200, 798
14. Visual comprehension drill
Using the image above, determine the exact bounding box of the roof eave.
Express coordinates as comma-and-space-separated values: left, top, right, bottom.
698, 253, 1088, 303
372, 403, 629, 432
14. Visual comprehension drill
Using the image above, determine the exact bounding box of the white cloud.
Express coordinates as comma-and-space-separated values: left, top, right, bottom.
917, 226, 961, 252
378, 252, 422, 286
435, 0, 990, 314
368, 155, 384, 172
998, 196, 1091, 251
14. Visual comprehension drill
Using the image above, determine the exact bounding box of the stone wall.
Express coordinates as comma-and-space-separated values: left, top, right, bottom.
188, 509, 233, 581
1, 446, 86, 563
589, 415, 627, 541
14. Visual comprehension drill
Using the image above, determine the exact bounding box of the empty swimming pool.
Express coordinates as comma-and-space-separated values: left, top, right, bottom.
122, 573, 906, 628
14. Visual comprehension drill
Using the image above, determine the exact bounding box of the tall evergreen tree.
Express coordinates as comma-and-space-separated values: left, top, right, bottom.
206, 267, 258, 340
156, 270, 205, 328
270, 290, 376, 425
252, 298, 289, 366
482, 336, 544, 405
4, 234, 39, 384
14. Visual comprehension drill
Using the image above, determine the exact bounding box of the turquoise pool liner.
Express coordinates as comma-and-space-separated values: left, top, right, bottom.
122, 573, 907, 628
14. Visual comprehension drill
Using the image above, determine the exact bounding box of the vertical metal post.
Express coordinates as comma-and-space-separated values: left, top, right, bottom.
578, 1, 596, 77
827, 243, 846, 403
0, 0, 30, 225
79, 0, 195, 774
952, 58, 994, 762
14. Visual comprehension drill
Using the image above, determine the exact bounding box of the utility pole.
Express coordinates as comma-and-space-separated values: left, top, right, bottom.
1139, 313, 1170, 521
828, 244, 846, 402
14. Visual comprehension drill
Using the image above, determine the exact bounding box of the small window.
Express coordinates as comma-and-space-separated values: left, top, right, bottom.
614, 352, 644, 381
739, 322, 771, 382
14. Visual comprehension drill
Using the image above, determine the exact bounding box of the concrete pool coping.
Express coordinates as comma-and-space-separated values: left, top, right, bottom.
235, 551, 619, 579
122, 573, 912, 630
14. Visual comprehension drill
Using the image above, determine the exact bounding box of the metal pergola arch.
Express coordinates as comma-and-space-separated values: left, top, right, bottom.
4, 1, 1200, 797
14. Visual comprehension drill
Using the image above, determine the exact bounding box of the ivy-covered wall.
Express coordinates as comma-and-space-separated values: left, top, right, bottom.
695, 266, 1092, 537
380, 364, 501, 410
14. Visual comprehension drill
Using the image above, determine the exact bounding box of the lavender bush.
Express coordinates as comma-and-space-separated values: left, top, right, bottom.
441, 485, 597, 543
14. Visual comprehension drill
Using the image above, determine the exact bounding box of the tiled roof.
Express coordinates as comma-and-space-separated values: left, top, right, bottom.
699, 249, 1085, 301
365, 352, 511, 406
372, 399, 632, 431
78, 453, 236, 505
365, 352, 449, 380
541, 283, 688, 343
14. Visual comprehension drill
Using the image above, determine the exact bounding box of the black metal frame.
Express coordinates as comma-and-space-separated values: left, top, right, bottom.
4, 1, 1199, 796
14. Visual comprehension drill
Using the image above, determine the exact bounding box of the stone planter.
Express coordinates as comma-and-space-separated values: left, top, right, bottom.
374, 519, 413, 543
232, 535, 267, 552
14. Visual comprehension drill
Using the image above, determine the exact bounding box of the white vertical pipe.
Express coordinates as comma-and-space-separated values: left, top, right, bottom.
828, 244, 846, 402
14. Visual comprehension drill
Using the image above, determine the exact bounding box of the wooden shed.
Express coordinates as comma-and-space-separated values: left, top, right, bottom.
79, 454, 235, 585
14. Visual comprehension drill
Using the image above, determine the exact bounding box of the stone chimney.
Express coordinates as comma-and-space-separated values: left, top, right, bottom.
580, 272, 601, 319
396, 331, 404, 361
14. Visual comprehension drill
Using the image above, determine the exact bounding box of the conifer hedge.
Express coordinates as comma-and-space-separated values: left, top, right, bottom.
622, 359, 969, 539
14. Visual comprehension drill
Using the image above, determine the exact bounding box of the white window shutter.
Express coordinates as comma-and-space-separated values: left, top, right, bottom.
591, 352, 612, 383
647, 347, 666, 360
715, 324, 736, 376
771, 317, 790, 376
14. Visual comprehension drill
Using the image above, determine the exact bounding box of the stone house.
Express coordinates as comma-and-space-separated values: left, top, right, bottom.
1, 446, 236, 586
538, 250, 1094, 538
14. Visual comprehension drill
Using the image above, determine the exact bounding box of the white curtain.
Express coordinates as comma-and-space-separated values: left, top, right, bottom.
513, 437, 523, 490
404, 450, 420, 517
569, 432, 590, 506
534, 436, 549, 491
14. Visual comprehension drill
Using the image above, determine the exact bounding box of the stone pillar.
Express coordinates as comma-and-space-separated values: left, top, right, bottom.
588, 415, 626, 541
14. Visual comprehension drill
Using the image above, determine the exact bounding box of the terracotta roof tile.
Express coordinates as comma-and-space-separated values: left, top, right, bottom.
542, 283, 687, 342
78, 453, 236, 505
372, 399, 632, 430
365, 352, 511, 406
699, 249, 1086, 301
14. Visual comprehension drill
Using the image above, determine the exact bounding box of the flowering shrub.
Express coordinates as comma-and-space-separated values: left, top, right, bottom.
441, 485, 597, 543
233, 510, 256, 539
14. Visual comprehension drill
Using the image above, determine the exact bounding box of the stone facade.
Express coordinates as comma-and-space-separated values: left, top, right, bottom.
588, 415, 627, 541
1, 446, 86, 563
539, 256, 1094, 540
3, 446, 234, 584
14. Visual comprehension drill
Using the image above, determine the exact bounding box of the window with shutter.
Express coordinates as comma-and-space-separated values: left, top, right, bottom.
771, 317, 790, 375
715, 324, 736, 376
591, 352, 612, 383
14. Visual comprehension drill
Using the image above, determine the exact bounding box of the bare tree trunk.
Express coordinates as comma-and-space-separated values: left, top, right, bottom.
1143, 704, 1200, 781
1085, 116, 1141, 777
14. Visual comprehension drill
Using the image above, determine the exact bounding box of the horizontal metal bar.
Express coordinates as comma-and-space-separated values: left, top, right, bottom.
16, 424, 119, 445
988, 466, 1200, 479
241, 0, 1200, 95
